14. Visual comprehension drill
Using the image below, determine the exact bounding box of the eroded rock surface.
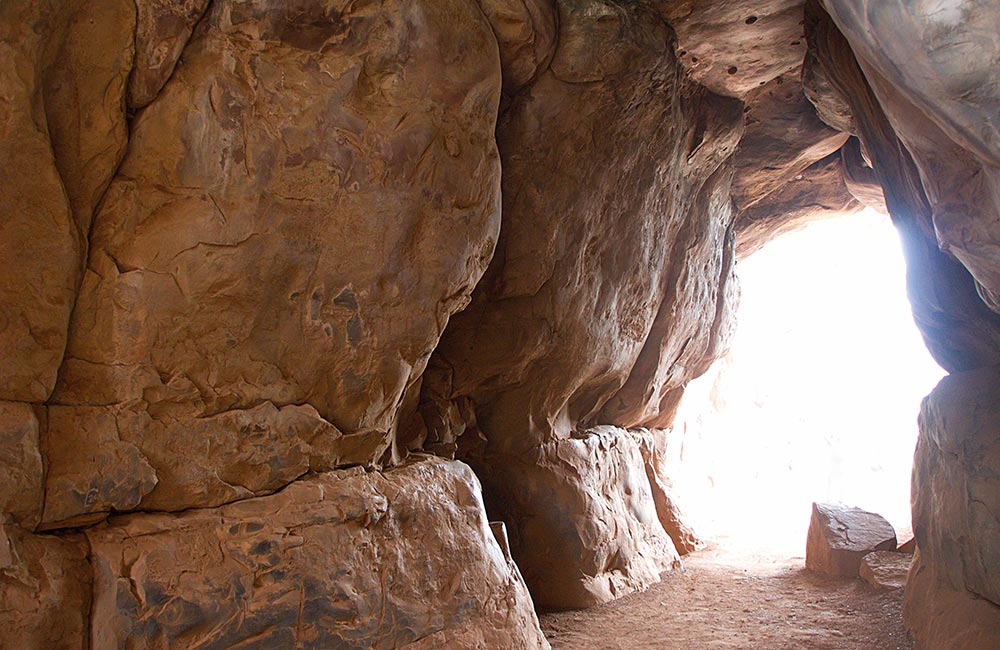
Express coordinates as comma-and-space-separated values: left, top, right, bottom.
475, 427, 680, 609
0, 521, 92, 650
805, 502, 896, 577
87, 458, 548, 650
45, 0, 504, 523
909, 369, 1000, 632
0, 0, 134, 401
860, 551, 911, 591
4, 0, 1000, 646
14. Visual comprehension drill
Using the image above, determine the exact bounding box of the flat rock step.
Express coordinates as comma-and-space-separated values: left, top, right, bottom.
860, 551, 912, 590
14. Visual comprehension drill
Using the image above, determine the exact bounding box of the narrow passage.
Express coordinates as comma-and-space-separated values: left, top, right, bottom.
540, 545, 912, 650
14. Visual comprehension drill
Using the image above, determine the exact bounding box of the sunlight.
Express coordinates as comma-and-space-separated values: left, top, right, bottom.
667, 208, 946, 556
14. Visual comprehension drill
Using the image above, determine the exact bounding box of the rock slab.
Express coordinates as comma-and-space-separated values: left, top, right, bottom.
86, 457, 548, 650
859, 551, 911, 591
805, 502, 896, 577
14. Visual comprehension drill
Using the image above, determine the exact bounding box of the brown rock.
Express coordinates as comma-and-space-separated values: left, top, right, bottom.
632, 428, 702, 555
421, 0, 743, 458
0, 520, 92, 650
897, 536, 916, 554
859, 551, 911, 591
911, 368, 1000, 609
86, 457, 548, 649
826, 0, 1000, 311
805, 0, 1000, 373
48, 0, 503, 518
478, 0, 557, 95
731, 70, 849, 213
475, 427, 680, 610
904, 548, 1000, 650
805, 502, 897, 577
129, 0, 211, 108
40, 401, 387, 529
735, 151, 859, 258
0, 0, 133, 401
0, 402, 44, 528
658, 0, 809, 97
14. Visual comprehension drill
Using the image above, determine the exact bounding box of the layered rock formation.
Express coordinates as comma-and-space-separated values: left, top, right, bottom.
2, 0, 1000, 647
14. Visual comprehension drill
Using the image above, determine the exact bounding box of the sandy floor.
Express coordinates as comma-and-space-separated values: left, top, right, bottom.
539, 545, 913, 650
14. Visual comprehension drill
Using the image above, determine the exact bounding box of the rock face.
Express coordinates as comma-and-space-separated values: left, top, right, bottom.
86, 457, 547, 650
906, 369, 1000, 645
476, 427, 681, 610
805, 502, 896, 577
859, 551, 911, 591
0, 521, 92, 650
3, 0, 1000, 646
0, 0, 134, 402
45, 0, 503, 525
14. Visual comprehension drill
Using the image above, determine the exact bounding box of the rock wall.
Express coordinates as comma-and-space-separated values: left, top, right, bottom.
3, 0, 1000, 646
906, 369, 1000, 649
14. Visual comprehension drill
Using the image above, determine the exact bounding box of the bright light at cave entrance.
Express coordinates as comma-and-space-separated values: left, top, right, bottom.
668, 207, 946, 557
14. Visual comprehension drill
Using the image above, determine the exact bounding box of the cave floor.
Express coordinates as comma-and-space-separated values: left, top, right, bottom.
539, 544, 912, 650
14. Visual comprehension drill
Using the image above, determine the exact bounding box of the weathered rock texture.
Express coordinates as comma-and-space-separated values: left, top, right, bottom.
476, 427, 681, 610
416, 0, 743, 606
86, 458, 547, 650
3, 0, 1000, 646
0, 520, 92, 650
805, 502, 897, 578
859, 551, 911, 591
907, 369, 1000, 647
46, 0, 503, 526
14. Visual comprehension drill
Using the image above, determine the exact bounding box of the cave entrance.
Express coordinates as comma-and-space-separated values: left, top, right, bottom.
666, 207, 945, 557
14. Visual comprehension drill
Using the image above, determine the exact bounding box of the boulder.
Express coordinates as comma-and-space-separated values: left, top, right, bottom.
474, 427, 680, 610
860, 551, 911, 591
805, 502, 896, 577
86, 457, 548, 650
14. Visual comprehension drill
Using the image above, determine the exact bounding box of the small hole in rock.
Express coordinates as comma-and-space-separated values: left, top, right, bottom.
745, 16, 758, 24
727, 66, 738, 75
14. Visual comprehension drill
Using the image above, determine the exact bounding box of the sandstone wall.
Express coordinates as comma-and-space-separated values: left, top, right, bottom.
3, 0, 1000, 646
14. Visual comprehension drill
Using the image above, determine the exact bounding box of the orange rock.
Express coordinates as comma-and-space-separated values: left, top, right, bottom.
805, 502, 896, 577
860, 551, 911, 590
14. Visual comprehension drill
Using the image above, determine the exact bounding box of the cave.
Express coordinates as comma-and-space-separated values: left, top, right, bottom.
1, 1, 999, 649
670, 208, 945, 555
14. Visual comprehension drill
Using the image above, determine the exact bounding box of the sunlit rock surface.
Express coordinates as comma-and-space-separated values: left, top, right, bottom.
805, 502, 897, 578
